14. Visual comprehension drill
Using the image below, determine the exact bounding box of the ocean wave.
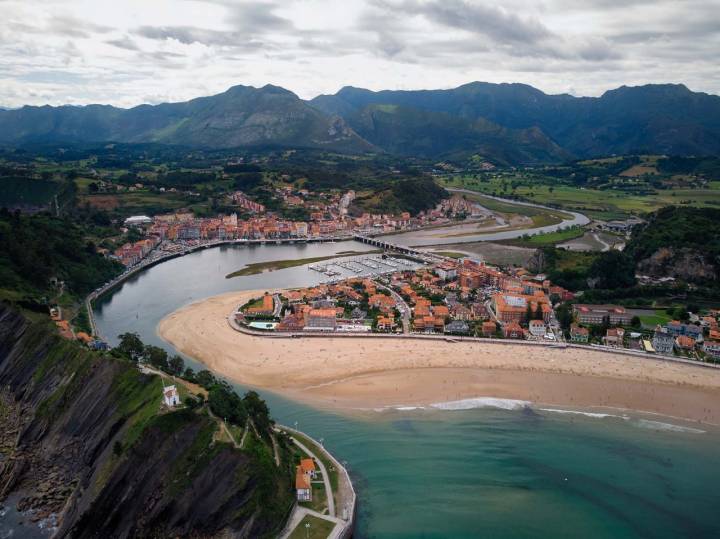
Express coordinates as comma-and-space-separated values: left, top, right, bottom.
633, 419, 705, 434
540, 408, 629, 420
430, 397, 531, 411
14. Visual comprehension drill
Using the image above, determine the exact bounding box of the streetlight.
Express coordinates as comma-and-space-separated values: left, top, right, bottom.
305, 522, 310, 539
294, 421, 298, 431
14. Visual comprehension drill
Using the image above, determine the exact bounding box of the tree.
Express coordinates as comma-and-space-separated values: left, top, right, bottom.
534, 304, 544, 320
555, 302, 574, 332
525, 303, 533, 324
145, 345, 169, 370
117, 332, 144, 361
195, 370, 216, 389
168, 355, 185, 376
588, 251, 636, 289
88, 182, 99, 193
631, 316, 642, 328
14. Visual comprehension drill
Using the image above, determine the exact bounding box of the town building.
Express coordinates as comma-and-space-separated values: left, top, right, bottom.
603, 328, 625, 347
570, 324, 589, 343
674, 335, 696, 352
503, 322, 524, 339
300, 458, 317, 479
573, 304, 632, 326
445, 320, 470, 335
652, 326, 675, 354
703, 340, 720, 359
528, 320, 547, 338
481, 321, 497, 337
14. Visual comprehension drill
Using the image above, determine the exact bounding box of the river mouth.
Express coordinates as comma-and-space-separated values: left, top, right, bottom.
94, 240, 720, 539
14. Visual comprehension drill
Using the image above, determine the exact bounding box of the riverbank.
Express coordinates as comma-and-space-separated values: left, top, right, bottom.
158, 290, 720, 425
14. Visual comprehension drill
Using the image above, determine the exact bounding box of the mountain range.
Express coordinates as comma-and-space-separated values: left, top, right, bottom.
1, 82, 719, 164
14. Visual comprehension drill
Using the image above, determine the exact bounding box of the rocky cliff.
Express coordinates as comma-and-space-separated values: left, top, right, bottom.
0, 305, 293, 538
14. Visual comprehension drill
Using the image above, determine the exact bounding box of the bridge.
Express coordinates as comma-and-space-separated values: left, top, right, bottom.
353, 235, 445, 264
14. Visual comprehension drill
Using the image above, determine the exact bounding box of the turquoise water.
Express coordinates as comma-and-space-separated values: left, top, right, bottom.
93, 243, 720, 538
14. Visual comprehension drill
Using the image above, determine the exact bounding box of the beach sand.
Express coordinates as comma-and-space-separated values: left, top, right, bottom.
158, 290, 720, 424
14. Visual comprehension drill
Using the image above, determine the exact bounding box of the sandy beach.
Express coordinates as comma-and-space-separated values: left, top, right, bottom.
158, 290, 720, 424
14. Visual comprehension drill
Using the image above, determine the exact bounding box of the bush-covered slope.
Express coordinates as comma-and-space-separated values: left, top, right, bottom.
625, 206, 720, 283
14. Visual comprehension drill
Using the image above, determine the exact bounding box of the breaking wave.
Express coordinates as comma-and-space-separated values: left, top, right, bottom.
429, 397, 531, 411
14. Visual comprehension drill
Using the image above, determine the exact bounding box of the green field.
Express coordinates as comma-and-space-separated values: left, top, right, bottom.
226, 250, 379, 278
442, 176, 720, 219
79, 191, 196, 215
639, 312, 673, 328
501, 226, 586, 247
288, 514, 336, 539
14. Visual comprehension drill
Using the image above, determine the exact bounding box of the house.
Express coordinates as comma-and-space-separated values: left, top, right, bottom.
652, 326, 675, 354
570, 324, 589, 343
528, 320, 546, 338
377, 316, 397, 331
163, 385, 180, 407
573, 304, 632, 325
445, 320, 470, 335
295, 465, 312, 502
675, 335, 696, 352
703, 340, 720, 359
603, 328, 625, 347
300, 458, 317, 479
436, 262, 458, 281
482, 321, 497, 337
503, 322, 524, 339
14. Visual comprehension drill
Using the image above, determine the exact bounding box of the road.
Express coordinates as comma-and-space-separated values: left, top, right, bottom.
376, 282, 411, 334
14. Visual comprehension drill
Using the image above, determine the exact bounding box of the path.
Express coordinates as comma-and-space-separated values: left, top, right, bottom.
592, 232, 611, 252
278, 507, 345, 539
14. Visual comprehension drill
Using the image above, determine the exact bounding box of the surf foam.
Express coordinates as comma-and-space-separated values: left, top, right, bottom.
540, 408, 630, 420
430, 397, 531, 411
633, 419, 705, 434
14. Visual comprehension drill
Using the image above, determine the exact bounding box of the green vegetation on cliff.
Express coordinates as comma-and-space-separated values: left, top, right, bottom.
0, 209, 122, 304
0, 306, 294, 537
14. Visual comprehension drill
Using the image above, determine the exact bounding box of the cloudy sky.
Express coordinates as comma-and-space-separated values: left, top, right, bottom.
1, 0, 718, 108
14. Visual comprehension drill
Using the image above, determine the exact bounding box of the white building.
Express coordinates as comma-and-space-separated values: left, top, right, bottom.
124, 215, 152, 227
528, 320, 547, 338
163, 385, 180, 407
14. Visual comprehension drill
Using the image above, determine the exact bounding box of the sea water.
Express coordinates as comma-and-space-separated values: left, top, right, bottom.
91, 243, 720, 538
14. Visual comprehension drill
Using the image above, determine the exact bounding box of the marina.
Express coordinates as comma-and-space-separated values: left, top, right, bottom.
308, 254, 425, 281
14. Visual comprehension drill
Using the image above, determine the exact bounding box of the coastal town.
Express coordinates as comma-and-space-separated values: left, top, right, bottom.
229, 255, 720, 363
109, 190, 485, 266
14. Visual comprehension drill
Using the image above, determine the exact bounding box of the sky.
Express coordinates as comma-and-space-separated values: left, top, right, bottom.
0, 0, 719, 108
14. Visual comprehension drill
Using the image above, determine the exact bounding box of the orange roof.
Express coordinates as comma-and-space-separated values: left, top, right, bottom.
432, 305, 449, 317
76, 331, 93, 343
300, 458, 316, 473
295, 466, 311, 489
309, 308, 337, 318
676, 335, 696, 348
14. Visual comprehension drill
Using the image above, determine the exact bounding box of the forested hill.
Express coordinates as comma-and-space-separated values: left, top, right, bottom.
3, 81, 719, 164
625, 206, 720, 283
311, 82, 720, 158
0, 210, 123, 305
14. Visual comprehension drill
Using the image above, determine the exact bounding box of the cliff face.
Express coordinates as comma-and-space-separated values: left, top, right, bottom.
0, 305, 293, 538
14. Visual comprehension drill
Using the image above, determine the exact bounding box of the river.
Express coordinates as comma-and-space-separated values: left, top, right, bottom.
382, 190, 591, 247
90, 241, 720, 538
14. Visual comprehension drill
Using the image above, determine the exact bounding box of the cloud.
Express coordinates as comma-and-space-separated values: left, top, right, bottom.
106, 36, 140, 51
374, 0, 553, 44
